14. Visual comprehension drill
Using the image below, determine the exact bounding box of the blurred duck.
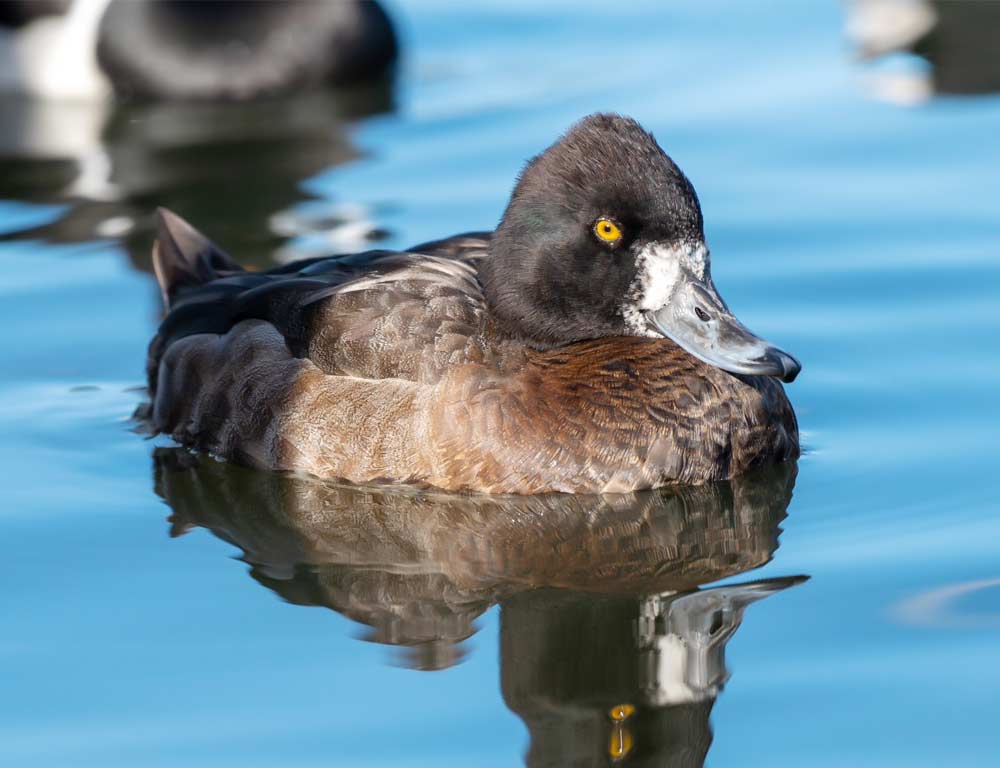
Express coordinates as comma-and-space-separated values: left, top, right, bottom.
846, 0, 1000, 102
0, 0, 397, 101
142, 114, 801, 494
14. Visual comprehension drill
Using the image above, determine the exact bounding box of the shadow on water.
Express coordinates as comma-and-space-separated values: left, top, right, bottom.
0, 81, 393, 270
154, 449, 806, 767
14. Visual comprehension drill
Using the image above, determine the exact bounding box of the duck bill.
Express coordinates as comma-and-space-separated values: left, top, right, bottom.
644, 271, 801, 383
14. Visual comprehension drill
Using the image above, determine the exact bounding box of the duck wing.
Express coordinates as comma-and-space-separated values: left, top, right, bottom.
149, 209, 494, 387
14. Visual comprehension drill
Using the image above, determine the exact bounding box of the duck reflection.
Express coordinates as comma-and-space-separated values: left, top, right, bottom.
0, 86, 391, 270
154, 449, 805, 766
502, 582, 802, 767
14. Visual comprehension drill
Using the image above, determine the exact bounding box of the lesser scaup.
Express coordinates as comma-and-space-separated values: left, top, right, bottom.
142, 113, 800, 494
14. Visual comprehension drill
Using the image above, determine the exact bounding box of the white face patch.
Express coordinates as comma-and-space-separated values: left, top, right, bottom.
622, 242, 709, 335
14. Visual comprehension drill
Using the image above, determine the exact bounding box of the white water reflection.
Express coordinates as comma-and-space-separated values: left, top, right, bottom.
893, 578, 1000, 628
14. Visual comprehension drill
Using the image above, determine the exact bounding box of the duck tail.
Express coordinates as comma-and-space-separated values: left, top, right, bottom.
152, 208, 243, 308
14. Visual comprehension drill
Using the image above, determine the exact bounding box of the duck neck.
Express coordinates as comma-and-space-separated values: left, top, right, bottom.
477, 249, 629, 351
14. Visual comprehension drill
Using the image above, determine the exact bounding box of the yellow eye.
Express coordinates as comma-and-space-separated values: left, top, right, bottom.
594, 217, 622, 244
609, 704, 635, 722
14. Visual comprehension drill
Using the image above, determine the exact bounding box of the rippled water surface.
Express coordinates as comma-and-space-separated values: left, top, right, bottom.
2, 1, 999, 766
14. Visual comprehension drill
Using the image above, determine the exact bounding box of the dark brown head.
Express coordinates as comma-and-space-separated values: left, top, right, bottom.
479, 113, 800, 382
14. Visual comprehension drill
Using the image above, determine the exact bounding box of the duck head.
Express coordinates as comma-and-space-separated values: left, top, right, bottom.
480, 113, 801, 383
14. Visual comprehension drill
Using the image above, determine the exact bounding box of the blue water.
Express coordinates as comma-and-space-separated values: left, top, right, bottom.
2, 1, 999, 765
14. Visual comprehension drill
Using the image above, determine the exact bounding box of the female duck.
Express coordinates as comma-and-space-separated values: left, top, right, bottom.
144, 114, 800, 494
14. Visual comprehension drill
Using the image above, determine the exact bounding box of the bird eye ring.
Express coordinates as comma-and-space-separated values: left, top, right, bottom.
594, 217, 622, 244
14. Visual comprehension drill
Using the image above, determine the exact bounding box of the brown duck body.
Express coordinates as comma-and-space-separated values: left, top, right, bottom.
145, 222, 798, 495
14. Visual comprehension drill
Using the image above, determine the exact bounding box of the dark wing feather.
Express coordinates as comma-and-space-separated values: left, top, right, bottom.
152, 208, 243, 305
150, 222, 496, 388
299, 251, 494, 382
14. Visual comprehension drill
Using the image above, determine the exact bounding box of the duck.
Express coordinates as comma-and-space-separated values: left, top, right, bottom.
142, 113, 801, 495
0, 0, 396, 101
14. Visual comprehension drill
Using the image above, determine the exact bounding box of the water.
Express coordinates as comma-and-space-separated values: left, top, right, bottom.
1, 1, 999, 765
